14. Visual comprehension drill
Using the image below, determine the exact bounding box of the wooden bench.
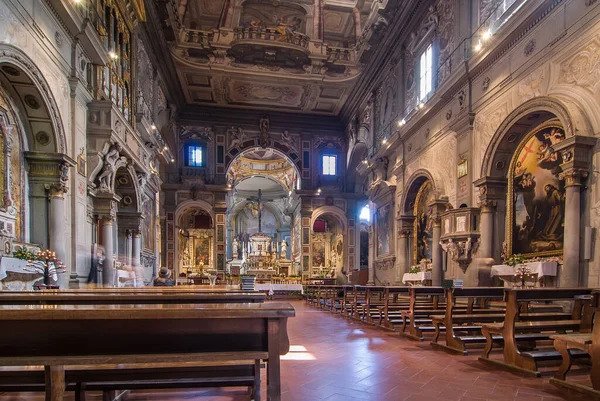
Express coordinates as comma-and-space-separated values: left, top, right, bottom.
0, 289, 270, 400
478, 288, 593, 377
377, 287, 411, 330
0, 302, 294, 401
549, 291, 600, 397
401, 287, 447, 340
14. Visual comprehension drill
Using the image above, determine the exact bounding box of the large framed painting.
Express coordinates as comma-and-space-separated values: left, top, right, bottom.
508, 120, 565, 257
413, 180, 434, 264
376, 204, 392, 256
312, 237, 326, 267
142, 197, 155, 251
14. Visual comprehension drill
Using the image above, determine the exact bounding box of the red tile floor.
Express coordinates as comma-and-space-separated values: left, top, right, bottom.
0, 300, 593, 401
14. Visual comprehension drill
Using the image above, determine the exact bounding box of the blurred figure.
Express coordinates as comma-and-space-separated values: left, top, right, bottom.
154, 267, 175, 286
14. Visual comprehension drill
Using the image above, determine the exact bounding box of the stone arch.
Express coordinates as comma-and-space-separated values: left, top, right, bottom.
225, 147, 302, 191
311, 206, 348, 232
175, 199, 215, 224
0, 45, 67, 154
346, 141, 368, 193
401, 169, 438, 214
481, 96, 587, 179
225, 144, 302, 175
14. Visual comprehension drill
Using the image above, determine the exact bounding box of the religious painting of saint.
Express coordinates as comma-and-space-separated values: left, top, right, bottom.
413, 180, 434, 264
194, 237, 210, 266
142, 198, 155, 251
377, 204, 391, 256
312, 241, 325, 267
509, 121, 565, 257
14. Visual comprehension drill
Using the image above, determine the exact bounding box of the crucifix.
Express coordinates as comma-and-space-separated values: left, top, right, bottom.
258, 188, 262, 233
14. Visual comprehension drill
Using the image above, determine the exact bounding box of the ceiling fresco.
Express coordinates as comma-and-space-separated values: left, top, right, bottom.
152, 0, 390, 115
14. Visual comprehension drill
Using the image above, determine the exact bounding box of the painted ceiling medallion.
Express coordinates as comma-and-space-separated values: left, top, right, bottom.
1, 65, 20, 76
24, 94, 41, 110
35, 131, 50, 146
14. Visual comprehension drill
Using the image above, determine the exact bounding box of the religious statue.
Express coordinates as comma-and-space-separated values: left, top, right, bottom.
232, 238, 239, 260
96, 145, 127, 192
280, 241, 288, 259
259, 115, 270, 148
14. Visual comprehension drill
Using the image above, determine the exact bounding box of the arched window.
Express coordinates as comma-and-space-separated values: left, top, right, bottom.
359, 204, 370, 222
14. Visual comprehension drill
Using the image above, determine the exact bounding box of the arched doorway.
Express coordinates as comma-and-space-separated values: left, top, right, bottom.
310, 207, 348, 278
225, 148, 301, 278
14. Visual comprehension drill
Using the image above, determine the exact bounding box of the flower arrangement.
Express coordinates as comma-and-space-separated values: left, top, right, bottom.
504, 253, 525, 267
12, 247, 37, 261
409, 265, 421, 273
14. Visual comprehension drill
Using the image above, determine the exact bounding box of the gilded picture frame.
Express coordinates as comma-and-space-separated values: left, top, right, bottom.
506, 119, 565, 259
457, 159, 468, 178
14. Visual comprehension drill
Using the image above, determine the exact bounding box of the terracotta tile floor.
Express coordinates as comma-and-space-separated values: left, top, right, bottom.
0, 300, 593, 401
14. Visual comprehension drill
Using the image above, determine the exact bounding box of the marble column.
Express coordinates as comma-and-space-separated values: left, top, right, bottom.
132, 232, 142, 268
126, 231, 133, 267
352, 7, 362, 42
395, 230, 410, 284
478, 200, 496, 259
47, 185, 68, 288
431, 215, 443, 286
102, 217, 115, 287
560, 170, 586, 287
367, 226, 375, 285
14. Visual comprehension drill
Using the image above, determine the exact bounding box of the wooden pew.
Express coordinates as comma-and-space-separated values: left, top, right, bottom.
360, 286, 387, 324
402, 287, 447, 340
0, 302, 294, 401
478, 288, 593, 377
0, 290, 266, 305
0, 289, 267, 399
377, 287, 411, 330
549, 291, 600, 397
349, 286, 368, 321
339, 285, 355, 317
430, 287, 505, 354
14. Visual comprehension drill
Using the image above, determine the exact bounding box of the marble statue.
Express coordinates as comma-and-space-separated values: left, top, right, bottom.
280, 241, 288, 259
232, 238, 239, 260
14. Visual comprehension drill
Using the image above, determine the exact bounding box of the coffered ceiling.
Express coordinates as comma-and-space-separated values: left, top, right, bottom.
151, 0, 390, 115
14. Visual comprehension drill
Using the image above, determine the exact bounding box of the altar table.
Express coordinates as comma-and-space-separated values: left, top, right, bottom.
402, 272, 432, 286
255, 283, 303, 295
0, 257, 42, 290
491, 261, 558, 287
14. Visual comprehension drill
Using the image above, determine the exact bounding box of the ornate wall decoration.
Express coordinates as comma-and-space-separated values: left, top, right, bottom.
89, 143, 129, 193
436, 0, 455, 85
472, 102, 509, 177
524, 40, 536, 56
507, 120, 566, 258
479, 0, 503, 25
517, 68, 545, 103
375, 256, 396, 270
178, 126, 214, 142
560, 39, 600, 90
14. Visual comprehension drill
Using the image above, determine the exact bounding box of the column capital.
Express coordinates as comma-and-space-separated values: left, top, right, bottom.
553, 135, 596, 174
478, 199, 497, 213
398, 229, 411, 238
45, 183, 68, 199
559, 168, 589, 187
474, 176, 507, 205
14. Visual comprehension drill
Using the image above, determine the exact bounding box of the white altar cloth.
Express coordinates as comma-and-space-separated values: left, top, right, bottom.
255, 283, 303, 294
491, 262, 557, 279
0, 256, 43, 290
0, 257, 31, 280
402, 272, 432, 285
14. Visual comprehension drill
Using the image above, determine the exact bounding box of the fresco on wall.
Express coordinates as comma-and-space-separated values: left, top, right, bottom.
143, 197, 155, 251
414, 180, 434, 264
376, 204, 391, 256
510, 122, 565, 256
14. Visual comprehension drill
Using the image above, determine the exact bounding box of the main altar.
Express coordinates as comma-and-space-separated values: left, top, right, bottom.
228, 189, 292, 281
